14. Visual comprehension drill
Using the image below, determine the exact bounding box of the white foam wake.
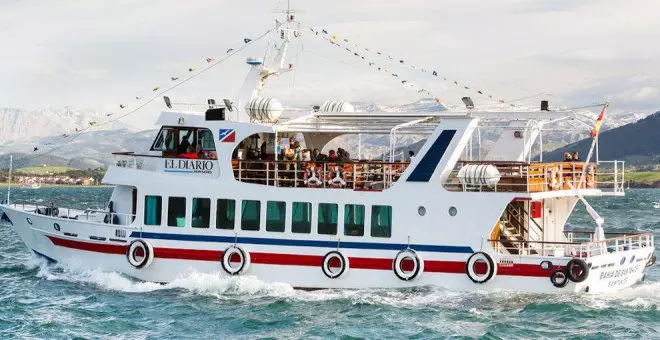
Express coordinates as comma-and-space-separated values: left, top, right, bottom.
28, 256, 660, 308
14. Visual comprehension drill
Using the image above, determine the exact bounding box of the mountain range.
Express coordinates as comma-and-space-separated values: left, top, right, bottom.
0, 103, 657, 169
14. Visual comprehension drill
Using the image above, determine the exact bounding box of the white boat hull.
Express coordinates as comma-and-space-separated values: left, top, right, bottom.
2, 205, 653, 294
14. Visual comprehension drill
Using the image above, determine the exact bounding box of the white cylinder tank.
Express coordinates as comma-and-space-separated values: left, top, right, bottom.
457, 164, 501, 186
321, 101, 355, 113
246, 97, 283, 122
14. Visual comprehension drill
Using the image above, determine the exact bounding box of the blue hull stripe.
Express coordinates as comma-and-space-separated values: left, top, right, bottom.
129, 232, 473, 254
32, 249, 57, 263
407, 129, 456, 182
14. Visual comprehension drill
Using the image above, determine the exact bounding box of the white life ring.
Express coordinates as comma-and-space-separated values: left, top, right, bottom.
221, 245, 251, 275
465, 252, 497, 284
304, 166, 322, 187
328, 166, 347, 188
126, 239, 154, 269
393, 249, 424, 281
321, 251, 349, 279
549, 166, 561, 190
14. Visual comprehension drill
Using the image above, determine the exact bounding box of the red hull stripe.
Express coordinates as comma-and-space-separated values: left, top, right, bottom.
46, 236, 555, 278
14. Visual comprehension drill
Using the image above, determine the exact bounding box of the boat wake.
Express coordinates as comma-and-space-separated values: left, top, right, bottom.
26, 255, 660, 309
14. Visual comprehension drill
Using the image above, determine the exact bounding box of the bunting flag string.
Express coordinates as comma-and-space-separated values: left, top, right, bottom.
29, 26, 276, 157
311, 29, 442, 102
310, 27, 514, 107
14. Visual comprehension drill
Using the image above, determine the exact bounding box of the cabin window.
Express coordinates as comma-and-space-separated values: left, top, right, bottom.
371, 205, 392, 238
192, 198, 211, 228
344, 204, 365, 236
167, 197, 186, 227
151, 128, 175, 151
318, 203, 338, 235
216, 199, 235, 229
178, 128, 195, 154
144, 195, 162, 225
197, 129, 216, 151
241, 200, 261, 231
292, 202, 312, 233
266, 201, 286, 232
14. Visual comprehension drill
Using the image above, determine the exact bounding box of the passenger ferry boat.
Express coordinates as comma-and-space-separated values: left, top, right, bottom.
0, 13, 655, 293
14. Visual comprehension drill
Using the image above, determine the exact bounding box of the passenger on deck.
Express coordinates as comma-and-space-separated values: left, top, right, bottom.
408, 150, 415, 161
301, 149, 311, 161
312, 148, 327, 162
572, 151, 580, 161
563, 152, 573, 162
328, 150, 338, 161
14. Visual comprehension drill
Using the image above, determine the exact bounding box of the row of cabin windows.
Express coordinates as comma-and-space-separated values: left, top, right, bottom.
143, 195, 392, 237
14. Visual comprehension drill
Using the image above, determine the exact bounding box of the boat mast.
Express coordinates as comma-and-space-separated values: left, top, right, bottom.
234, 3, 299, 121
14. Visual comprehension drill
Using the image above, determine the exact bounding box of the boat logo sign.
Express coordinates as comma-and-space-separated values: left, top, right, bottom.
160, 158, 217, 176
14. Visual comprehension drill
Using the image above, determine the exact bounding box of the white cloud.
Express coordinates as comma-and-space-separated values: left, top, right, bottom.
1, 0, 659, 128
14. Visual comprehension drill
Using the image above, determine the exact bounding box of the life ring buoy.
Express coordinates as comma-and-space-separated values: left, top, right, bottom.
550, 270, 569, 288
566, 258, 589, 282
393, 249, 424, 281
321, 251, 349, 279
304, 166, 322, 187
549, 166, 561, 190
126, 239, 154, 269
328, 166, 347, 188
221, 245, 250, 275
465, 252, 497, 284
585, 166, 596, 188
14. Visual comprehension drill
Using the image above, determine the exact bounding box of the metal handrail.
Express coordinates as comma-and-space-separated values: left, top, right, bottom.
9, 203, 138, 228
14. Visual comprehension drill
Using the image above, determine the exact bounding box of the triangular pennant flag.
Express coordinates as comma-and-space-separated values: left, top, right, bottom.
464, 86, 469, 90
432, 70, 438, 76
399, 60, 404, 64
361, 56, 365, 60
244, 38, 252, 43
343, 38, 349, 43
120, 104, 127, 109
106, 113, 112, 117
171, 77, 179, 81
188, 68, 195, 72
322, 29, 328, 34
152, 87, 160, 91
401, 80, 408, 84
206, 57, 214, 63
369, 62, 375, 66
453, 81, 458, 85
226, 48, 234, 53
135, 96, 142, 100
332, 35, 337, 39
477, 90, 483, 94
499, 100, 505, 103
377, 52, 382, 55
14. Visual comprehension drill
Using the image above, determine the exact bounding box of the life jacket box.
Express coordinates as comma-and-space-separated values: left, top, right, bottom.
531, 201, 543, 219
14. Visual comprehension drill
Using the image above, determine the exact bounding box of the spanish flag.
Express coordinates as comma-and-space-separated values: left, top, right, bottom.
590, 101, 609, 138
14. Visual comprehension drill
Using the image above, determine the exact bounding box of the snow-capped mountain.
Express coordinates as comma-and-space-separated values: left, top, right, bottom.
0, 107, 133, 145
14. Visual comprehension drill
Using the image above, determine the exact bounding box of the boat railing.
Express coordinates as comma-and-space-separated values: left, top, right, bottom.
233, 159, 410, 190
8, 203, 139, 228
445, 160, 625, 193
489, 233, 654, 258
564, 229, 638, 243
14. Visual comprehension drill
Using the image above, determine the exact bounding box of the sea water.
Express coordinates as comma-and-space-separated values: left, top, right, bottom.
0, 187, 658, 339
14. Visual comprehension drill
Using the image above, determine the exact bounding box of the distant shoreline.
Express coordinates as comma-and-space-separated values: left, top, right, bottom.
0, 183, 112, 188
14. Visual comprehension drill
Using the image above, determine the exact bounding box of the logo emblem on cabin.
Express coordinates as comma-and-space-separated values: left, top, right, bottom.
218, 129, 235, 143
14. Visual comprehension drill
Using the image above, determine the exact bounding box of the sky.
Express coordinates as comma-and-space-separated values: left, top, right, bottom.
1, 0, 659, 127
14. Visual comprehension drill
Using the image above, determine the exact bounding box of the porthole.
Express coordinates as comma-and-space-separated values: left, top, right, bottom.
540, 260, 553, 271
26, 218, 33, 225
417, 206, 426, 216
448, 206, 457, 217
53, 223, 61, 231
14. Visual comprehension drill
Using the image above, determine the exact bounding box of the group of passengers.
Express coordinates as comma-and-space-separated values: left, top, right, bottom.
276, 137, 352, 163
563, 151, 581, 162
